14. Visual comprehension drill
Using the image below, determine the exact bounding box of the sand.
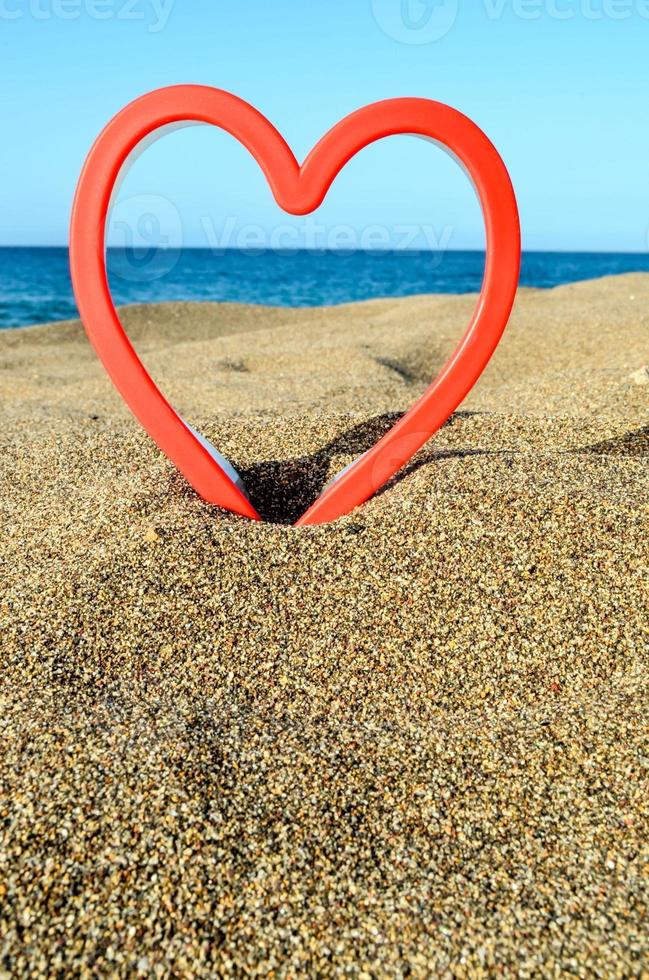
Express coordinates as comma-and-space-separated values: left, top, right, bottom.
0, 273, 647, 976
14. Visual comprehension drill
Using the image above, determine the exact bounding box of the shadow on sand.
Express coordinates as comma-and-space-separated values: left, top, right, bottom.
233, 419, 648, 526
239, 411, 498, 525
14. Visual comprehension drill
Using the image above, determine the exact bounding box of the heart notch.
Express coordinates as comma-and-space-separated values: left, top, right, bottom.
69, 85, 520, 526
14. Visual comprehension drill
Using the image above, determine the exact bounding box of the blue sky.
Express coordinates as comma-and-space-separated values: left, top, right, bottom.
0, 0, 648, 250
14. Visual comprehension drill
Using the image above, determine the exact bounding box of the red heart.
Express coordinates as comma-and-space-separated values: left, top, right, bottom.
70, 86, 520, 526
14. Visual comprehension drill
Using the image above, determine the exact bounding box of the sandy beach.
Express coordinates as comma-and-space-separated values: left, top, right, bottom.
1, 273, 647, 975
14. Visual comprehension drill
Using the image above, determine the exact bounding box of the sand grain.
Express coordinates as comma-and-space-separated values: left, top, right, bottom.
1, 275, 648, 976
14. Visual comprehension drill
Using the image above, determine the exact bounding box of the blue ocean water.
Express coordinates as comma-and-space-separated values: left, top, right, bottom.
1, 246, 648, 329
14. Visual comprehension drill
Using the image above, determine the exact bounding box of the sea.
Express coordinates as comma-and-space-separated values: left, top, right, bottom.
1, 246, 648, 330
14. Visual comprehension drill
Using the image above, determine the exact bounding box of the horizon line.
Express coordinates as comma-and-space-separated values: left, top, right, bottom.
1, 245, 649, 256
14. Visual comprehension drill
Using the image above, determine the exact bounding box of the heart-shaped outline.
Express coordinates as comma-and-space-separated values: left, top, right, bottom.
69, 86, 520, 526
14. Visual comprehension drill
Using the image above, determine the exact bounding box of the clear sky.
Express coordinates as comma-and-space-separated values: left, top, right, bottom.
1, 0, 648, 250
